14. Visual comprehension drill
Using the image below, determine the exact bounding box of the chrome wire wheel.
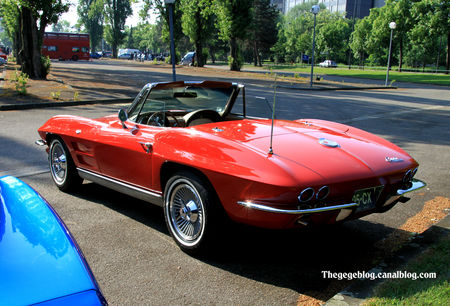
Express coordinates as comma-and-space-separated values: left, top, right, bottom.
165, 178, 206, 248
50, 140, 68, 185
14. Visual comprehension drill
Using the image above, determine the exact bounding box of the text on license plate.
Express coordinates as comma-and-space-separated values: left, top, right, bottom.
352, 186, 384, 212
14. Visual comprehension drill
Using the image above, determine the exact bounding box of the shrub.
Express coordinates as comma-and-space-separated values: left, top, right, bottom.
11, 70, 29, 95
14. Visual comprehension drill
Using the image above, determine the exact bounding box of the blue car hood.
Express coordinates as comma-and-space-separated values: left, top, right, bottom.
0, 176, 102, 305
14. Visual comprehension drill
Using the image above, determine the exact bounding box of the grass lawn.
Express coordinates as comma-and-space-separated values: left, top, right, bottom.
365, 236, 450, 305
254, 64, 450, 86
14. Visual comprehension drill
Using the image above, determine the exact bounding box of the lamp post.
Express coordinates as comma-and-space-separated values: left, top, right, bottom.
310, 5, 320, 87
165, 0, 176, 82
385, 21, 396, 86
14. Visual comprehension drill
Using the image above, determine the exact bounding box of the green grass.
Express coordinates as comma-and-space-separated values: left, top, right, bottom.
205, 62, 450, 86
365, 237, 450, 305
321, 68, 450, 86
259, 64, 450, 86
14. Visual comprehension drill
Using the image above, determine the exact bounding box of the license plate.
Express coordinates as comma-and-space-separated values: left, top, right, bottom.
352, 186, 384, 212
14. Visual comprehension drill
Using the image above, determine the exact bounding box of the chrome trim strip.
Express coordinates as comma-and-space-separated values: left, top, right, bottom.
77, 168, 163, 207
396, 178, 426, 195
237, 201, 358, 214
35, 139, 47, 146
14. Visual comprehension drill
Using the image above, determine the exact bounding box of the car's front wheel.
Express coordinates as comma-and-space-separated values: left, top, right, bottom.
164, 171, 220, 254
49, 138, 82, 191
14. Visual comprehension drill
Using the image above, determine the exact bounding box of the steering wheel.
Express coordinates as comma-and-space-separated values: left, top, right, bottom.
184, 109, 221, 127
146, 111, 181, 127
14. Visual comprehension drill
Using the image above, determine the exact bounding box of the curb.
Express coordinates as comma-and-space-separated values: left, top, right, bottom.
0, 98, 133, 111
325, 213, 450, 305
0, 83, 396, 111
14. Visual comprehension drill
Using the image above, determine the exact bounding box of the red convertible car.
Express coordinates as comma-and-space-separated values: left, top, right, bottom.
37, 81, 425, 254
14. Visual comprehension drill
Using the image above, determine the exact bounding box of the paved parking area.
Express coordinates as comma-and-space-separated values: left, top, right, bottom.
1, 61, 449, 304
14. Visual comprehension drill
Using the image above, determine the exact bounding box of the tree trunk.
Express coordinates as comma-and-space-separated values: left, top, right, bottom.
31, 14, 44, 78
253, 41, 257, 67
256, 41, 262, 67
19, 8, 34, 77
230, 37, 240, 71
446, 33, 449, 74
398, 37, 403, 72
209, 46, 216, 64
15, 14, 22, 66
19, 7, 46, 79
195, 41, 203, 67
112, 40, 118, 58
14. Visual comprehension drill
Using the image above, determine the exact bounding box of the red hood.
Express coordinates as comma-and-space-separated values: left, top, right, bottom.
192, 119, 416, 181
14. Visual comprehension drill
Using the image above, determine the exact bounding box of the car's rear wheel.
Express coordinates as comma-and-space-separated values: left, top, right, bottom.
164, 171, 220, 254
49, 138, 82, 191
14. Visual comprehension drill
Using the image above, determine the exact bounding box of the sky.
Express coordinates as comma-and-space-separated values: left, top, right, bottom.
59, 1, 156, 28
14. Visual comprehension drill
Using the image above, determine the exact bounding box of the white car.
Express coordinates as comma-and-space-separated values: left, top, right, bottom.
319, 60, 337, 68
180, 51, 195, 66
118, 53, 131, 59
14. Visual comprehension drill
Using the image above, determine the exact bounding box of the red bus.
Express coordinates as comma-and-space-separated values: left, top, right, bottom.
42, 32, 90, 61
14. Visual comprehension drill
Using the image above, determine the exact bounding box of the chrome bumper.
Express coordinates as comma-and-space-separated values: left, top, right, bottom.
236, 201, 358, 215
237, 179, 426, 215
396, 179, 426, 195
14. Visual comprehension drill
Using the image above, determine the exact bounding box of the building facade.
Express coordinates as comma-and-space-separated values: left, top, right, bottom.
282, 0, 385, 18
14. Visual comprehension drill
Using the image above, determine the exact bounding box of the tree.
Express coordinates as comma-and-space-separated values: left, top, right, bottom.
0, 0, 69, 79
389, 0, 414, 71
78, 0, 104, 52
215, 0, 253, 71
350, 17, 372, 67
51, 19, 71, 32
142, 0, 184, 62
126, 26, 136, 48
365, 7, 391, 66
273, 1, 326, 64
411, 0, 449, 73
104, 0, 132, 58
250, 0, 279, 67
180, 0, 214, 67
316, 11, 351, 63
133, 22, 162, 53
429, 0, 449, 73
0, 0, 20, 57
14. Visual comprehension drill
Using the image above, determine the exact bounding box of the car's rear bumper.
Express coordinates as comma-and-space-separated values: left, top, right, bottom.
236, 179, 426, 228
237, 201, 357, 215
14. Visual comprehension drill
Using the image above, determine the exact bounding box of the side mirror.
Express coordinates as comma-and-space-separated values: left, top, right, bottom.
118, 108, 128, 128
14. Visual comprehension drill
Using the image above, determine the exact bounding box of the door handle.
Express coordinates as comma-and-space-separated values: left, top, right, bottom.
138, 142, 153, 153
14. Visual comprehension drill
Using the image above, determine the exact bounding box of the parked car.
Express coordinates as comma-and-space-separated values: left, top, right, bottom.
0, 57, 6, 66
102, 51, 112, 58
36, 80, 425, 255
0, 176, 107, 305
319, 60, 338, 68
118, 53, 131, 59
180, 51, 195, 66
90, 52, 102, 59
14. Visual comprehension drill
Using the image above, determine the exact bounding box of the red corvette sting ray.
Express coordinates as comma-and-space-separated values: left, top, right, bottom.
37, 81, 426, 254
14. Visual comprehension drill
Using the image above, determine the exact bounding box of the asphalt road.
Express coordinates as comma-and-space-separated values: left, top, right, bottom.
0, 61, 449, 304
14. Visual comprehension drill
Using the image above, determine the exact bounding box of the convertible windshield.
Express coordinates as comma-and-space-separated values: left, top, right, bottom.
128, 83, 235, 123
